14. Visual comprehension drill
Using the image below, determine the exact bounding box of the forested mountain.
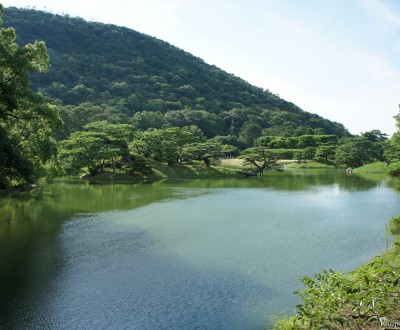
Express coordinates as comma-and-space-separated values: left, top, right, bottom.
4, 7, 349, 139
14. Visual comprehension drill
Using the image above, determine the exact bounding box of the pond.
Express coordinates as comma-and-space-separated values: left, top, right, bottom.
0, 169, 399, 329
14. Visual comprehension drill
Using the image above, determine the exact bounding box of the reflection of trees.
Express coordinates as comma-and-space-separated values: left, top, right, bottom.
0, 181, 188, 327
166, 169, 385, 192
267, 170, 385, 192
0, 192, 65, 327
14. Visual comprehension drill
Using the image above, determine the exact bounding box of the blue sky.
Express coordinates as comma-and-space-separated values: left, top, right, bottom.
3, 0, 400, 135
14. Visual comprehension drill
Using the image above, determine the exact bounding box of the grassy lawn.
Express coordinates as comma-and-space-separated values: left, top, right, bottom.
219, 158, 245, 168
354, 161, 387, 173
285, 161, 335, 169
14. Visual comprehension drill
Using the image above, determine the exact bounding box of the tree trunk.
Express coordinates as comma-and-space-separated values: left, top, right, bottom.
203, 157, 211, 168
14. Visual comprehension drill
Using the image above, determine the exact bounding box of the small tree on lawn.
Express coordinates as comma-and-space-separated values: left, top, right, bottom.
181, 142, 222, 167
239, 147, 280, 175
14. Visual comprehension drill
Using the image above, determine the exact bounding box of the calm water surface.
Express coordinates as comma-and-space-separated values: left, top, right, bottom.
0, 169, 399, 329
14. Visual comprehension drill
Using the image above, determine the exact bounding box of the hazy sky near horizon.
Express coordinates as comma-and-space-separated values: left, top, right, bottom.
3, 0, 400, 135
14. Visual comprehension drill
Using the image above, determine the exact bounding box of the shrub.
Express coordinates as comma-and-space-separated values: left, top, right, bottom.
390, 215, 400, 236
387, 162, 400, 178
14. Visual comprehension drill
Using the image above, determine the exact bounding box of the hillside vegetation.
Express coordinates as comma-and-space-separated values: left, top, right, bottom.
2, 6, 398, 187
4, 7, 349, 140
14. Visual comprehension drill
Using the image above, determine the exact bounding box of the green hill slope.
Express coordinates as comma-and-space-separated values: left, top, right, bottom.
4, 7, 349, 139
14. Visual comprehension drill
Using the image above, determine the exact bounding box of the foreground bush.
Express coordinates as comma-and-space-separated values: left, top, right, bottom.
271, 246, 400, 329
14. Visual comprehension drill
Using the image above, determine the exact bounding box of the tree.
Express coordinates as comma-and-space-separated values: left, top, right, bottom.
385, 111, 400, 179
385, 133, 400, 164
297, 135, 316, 148
384, 112, 400, 164
59, 121, 133, 175
361, 129, 388, 143
130, 127, 203, 165
58, 131, 105, 175
221, 144, 239, 158
334, 137, 380, 168
389, 215, 400, 236
239, 122, 262, 147
315, 145, 336, 164
0, 126, 34, 187
131, 110, 164, 130
239, 147, 279, 175
302, 147, 316, 160
181, 142, 222, 167
0, 5, 61, 188
130, 129, 164, 160
163, 127, 202, 163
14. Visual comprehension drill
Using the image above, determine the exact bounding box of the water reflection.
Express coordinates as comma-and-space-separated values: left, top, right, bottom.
0, 169, 397, 329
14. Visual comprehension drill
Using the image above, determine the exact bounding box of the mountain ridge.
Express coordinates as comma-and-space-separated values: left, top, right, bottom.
3, 6, 349, 138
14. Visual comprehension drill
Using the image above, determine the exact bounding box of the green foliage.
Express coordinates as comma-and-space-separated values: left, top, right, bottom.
3, 7, 350, 141
59, 121, 134, 175
239, 147, 280, 175
181, 142, 223, 167
270, 317, 300, 330
315, 145, 337, 164
268, 149, 299, 160
126, 154, 153, 175
355, 162, 386, 173
255, 135, 338, 150
210, 135, 244, 149
271, 253, 400, 329
302, 147, 316, 160
239, 121, 262, 147
286, 161, 334, 169
0, 126, 34, 187
335, 136, 381, 168
390, 215, 400, 236
387, 162, 400, 178
131, 110, 164, 130
0, 5, 61, 188
130, 126, 203, 164
221, 144, 239, 157
149, 161, 237, 179
385, 132, 400, 164
384, 111, 400, 164
361, 129, 388, 143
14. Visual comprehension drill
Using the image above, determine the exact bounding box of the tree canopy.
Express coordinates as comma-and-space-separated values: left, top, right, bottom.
334, 136, 382, 168
0, 5, 61, 188
239, 147, 280, 175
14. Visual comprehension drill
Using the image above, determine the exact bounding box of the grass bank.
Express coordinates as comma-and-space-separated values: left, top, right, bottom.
149, 162, 240, 179
81, 162, 240, 181
285, 161, 335, 169
354, 161, 387, 173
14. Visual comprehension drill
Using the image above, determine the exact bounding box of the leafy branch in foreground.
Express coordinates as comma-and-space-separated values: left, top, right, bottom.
0, 5, 61, 188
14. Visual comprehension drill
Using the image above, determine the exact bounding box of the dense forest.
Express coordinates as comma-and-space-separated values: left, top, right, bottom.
2, 6, 400, 189
3, 6, 350, 139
